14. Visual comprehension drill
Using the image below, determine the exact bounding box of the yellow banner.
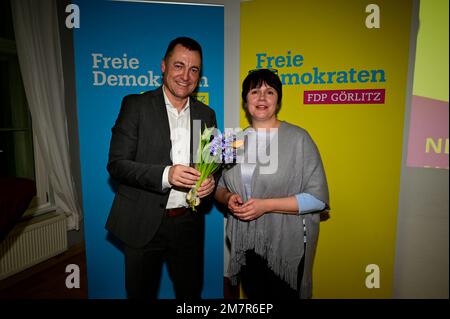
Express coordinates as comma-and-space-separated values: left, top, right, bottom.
241, 0, 413, 298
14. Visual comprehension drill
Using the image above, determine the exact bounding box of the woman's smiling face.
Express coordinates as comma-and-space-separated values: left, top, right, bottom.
246, 82, 279, 122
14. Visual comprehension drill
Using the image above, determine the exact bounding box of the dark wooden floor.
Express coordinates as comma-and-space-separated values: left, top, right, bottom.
0, 243, 88, 299
0, 242, 241, 300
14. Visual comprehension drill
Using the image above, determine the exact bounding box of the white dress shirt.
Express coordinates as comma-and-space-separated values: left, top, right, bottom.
161, 87, 191, 209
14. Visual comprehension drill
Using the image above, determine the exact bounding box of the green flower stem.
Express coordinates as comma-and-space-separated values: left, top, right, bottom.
189, 128, 221, 208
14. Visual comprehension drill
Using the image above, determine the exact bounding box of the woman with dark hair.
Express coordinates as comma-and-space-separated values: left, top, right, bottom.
215, 68, 329, 299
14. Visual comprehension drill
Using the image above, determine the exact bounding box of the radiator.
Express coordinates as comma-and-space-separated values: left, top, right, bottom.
0, 212, 68, 280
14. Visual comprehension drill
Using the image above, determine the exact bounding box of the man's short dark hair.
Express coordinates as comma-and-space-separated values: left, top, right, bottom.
164, 36, 203, 62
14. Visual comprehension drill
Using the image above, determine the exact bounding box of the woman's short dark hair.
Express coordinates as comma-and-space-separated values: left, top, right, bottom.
242, 69, 283, 106
164, 36, 203, 62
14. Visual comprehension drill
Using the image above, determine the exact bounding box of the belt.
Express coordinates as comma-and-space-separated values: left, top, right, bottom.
165, 207, 189, 217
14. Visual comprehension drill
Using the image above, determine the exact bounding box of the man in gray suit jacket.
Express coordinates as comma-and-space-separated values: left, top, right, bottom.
106, 37, 217, 299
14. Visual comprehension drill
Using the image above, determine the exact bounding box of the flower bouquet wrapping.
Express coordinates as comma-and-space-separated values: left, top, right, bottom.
186, 127, 241, 211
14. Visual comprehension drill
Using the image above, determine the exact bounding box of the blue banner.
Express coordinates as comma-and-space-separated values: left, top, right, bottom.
73, 0, 224, 298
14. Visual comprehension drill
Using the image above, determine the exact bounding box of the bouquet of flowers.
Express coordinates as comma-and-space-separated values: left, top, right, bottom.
186, 127, 241, 211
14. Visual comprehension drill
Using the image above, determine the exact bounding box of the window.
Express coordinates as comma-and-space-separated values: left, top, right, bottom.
0, 0, 51, 214
0, 49, 35, 180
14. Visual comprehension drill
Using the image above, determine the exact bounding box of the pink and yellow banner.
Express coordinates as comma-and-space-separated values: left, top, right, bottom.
407, 96, 449, 169
406, 0, 449, 170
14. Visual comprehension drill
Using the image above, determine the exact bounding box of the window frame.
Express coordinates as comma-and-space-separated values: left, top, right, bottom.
0, 36, 55, 217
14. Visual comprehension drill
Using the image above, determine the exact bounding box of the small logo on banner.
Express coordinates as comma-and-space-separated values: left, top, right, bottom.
193, 92, 209, 105
303, 89, 385, 104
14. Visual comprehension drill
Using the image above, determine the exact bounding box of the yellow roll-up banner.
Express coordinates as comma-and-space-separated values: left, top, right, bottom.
241, 0, 413, 298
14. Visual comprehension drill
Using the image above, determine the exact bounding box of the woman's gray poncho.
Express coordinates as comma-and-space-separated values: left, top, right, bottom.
220, 121, 329, 298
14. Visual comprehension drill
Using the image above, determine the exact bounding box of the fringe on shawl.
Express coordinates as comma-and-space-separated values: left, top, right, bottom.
227, 218, 301, 291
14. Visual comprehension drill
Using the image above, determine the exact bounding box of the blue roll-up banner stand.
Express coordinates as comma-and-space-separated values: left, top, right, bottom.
73, 0, 224, 298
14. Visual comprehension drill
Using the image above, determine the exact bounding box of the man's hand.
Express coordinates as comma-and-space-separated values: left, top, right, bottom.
196, 176, 215, 198
168, 164, 200, 188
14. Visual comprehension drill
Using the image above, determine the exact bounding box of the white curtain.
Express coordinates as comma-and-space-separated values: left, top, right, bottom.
11, 0, 82, 230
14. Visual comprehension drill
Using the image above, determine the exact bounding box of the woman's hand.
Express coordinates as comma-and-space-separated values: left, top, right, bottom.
226, 193, 244, 213
232, 198, 268, 221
